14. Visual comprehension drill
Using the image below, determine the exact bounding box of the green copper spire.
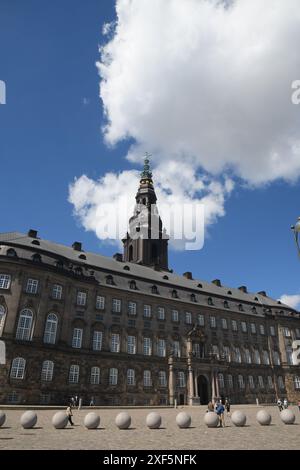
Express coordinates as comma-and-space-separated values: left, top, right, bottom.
140, 152, 153, 181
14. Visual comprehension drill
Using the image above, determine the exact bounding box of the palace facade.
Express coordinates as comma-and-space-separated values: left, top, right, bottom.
0, 159, 300, 405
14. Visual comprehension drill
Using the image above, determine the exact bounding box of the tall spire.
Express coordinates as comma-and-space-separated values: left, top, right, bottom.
140, 153, 153, 181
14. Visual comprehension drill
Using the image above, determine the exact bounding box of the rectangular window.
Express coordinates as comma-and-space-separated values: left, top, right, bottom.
158, 371, 167, 387
210, 316, 216, 328
232, 320, 238, 331
128, 301, 136, 316
0, 274, 11, 290
76, 291, 86, 306
92, 331, 103, 351
267, 376, 274, 389
227, 374, 233, 388
127, 369, 135, 386
284, 327, 291, 338
157, 339, 166, 357
143, 337, 152, 356
259, 324, 265, 335
127, 335, 136, 354
173, 340, 181, 358
111, 333, 120, 353
238, 375, 244, 389
178, 371, 186, 388
185, 312, 192, 324
26, 278, 39, 294
223, 346, 230, 362
171, 310, 179, 322
112, 298, 121, 313
143, 370, 152, 387
69, 365, 79, 384
270, 325, 276, 336
52, 284, 62, 300
258, 376, 264, 389
241, 321, 247, 333
157, 307, 165, 320
90, 367, 100, 385
96, 295, 105, 310
294, 376, 300, 390
72, 328, 83, 349
250, 323, 256, 334
221, 318, 228, 330
143, 304, 151, 318
197, 314, 204, 326
109, 368, 118, 385
248, 375, 255, 389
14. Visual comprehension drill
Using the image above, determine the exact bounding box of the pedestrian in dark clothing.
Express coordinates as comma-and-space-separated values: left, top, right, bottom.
225, 398, 231, 416
216, 402, 225, 427
66, 404, 74, 426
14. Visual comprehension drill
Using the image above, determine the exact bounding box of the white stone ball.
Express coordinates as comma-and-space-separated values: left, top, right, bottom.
84, 412, 100, 429
20, 410, 37, 429
256, 409, 272, 426
0, 411, 6, 427
146, 412, 162, 429
231, 410, 247, 427
52, 411, 69, 429
176, 412, 191, 428
204, 411, 219, 428
280, 409, 296, 425
115, 412, 131, 429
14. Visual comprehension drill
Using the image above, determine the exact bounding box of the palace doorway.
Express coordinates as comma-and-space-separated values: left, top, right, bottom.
197, 375, 209, 404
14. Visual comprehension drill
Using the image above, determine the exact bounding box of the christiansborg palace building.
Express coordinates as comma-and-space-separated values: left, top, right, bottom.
0, 159, 300, 406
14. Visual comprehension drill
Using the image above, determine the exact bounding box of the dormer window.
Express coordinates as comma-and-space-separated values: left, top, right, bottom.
197, 283, 203, 288
227, 290, 232, 295
129, 280, 137, 290
78, 254, 86, 260
31, 239, 40, 246
171, 289, 178, 299
208, 297, 214, 306
123, 265, 130, 271
106, 275, 114, 285
7, 248, 17, 257
151, 285, 159, 295
254, 297, 259, 301
163, 275, 169, 280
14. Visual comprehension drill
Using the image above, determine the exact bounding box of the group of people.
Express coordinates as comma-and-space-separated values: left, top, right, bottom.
66, 396, 96, 426
207, 398, 231, 427
276, 398, 289, 411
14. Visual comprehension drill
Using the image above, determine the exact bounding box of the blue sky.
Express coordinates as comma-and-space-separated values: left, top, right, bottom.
0, 0, 300, 306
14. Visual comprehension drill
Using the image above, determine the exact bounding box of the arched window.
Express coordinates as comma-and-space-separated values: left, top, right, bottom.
254, 349, 261, 364
218, 373, 225, 389
224, 301, 229, 309
178, 371, 186, 388
7, 248, 17, 257
278, 376, 285, 390
32, 253, 41, 263
127, 369, 135, 386
208, 297, 214, 306
16, 309, 34, 341
10, 357, 26, 379
43, 313, 58, 344
171, 289, 178, 299
263, 350, 270, 365
244, 348, 252, 364
143, 370, 152, 387
158, 371, 167, 387
273, 350, 281, 365
238, 304, 244, 312
41, 360, 54, 382
151, 285, 159, 294
234, 347, 242, 363
106, 275, 114, 285
190, 293, 196, 302
90, 366, 100, 385
238, 374, 245, 389
129, 280, 137, 290
109, 368, 118, 385
0, 305, 6, 336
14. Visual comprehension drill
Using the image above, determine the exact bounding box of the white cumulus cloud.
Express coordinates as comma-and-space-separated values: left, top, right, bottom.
279, 294, 300, 311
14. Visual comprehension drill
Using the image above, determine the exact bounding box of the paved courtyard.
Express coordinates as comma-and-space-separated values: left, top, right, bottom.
0, 405, 299, 450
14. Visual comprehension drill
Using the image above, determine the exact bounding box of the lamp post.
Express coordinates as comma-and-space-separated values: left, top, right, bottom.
291, 217, 300, 256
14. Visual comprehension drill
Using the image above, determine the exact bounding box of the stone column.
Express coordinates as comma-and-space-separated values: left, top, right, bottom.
187, 338, 194, 405
168, 356, 175, 405
194, 374, 199, 397
211, 370, 216, 402
215, 371, 220, 399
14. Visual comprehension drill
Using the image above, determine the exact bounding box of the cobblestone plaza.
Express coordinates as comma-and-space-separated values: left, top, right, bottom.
0, 405, 299, 450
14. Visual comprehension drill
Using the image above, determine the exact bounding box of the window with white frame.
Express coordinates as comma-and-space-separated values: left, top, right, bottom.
244, 348, 252, 364
157, 307, 165, 320
197, 314, 205, 326
258, 376, 264, 389
185, 312, 192, 324
267, 376, 274, 389
128, 301, 136, 315
238, 374, 245, 389
76, 291, 86, 306
250, 323, 256, 334
158, 370, 167, 387
10, 357, 26, 379
26, 278, 39, 294
278, 376, 285, 389
111, 333, 120, 353
248, 375, 255, 389
72, 328, 83, 348
210, 316, 216, 328
16, 309, 33, 341
96, 295, 105, 310
43, 313, 58, 344
90, 366, 100, 385
254, 349, 261, 364
286, 347, 293, 365
143, 337, 152, 356
92, 330, 103, 351
218, 373, 224, 389
234, 347, 242, 363
178, 371, 186, 388
143, 304, 151, 317
221, 318, 227, 330
41, 360, 54, 382
241, 321, 247, 333
0, 305, 6, 336
263, 350, 270, 365
294, 376, 300, 390
143, 370, 152, 387
259, 324, 265, 335
223, 346, 231, 362
173, 340, 181, 358
270, 325, 276, 336
69, 364, 79, 383
112, 298, 121, 313
193, 343, 200, 358
109, 368, 118, 385
157, 339, 166, 357
127, 335, 136, 354
0, 274, 11, 290
273, 350, 281, 365
52, 284, 62, 300
212, 345, 219, 358
283, 327, 291, 338
127, 369, 135, 386
227, 374, 233, 389
232, 320, 238, 332
171, 310, 179, 322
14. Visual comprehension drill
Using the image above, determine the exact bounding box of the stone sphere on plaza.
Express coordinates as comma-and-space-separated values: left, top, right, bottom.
0, 411, 6, 427
146, 412, 162, 429
204, 411, 219, 428
280, 409, 296, 425
115, 412, 131, 430
176, 412, 191, 429
84, 412, 100, 429
20, 411, 37, 429
256, 409, 272, 426
52, 411, 69, 429
231, 410, 247, 427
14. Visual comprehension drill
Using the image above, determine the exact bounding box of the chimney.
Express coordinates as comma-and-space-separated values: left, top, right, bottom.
72, 242, 82, 251
212, 279, 221, 287
113, 253, 123, 262
238, 285, 248, 293
183, 271, 193, 280
28, 229, 38, 238
258, 290, 267, 297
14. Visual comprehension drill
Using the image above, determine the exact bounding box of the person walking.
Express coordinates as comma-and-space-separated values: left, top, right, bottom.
89, 396, 95, 407
66, 404, 74, 426
283, 398, 288, 409
225, 398, 231, 416
216, 401, 225, 427
277, 398, 283, 411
